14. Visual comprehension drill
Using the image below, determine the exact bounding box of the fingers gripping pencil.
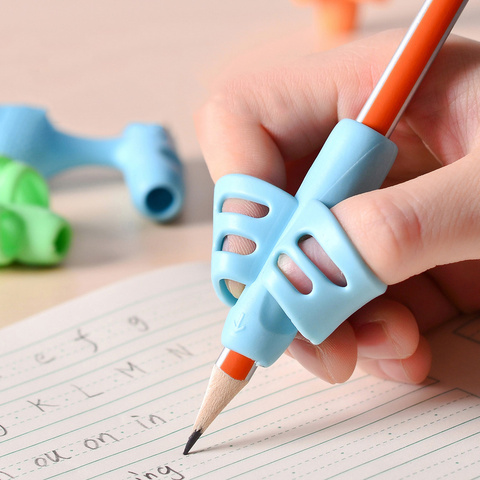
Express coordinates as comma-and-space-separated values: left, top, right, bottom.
185, 0, 470, 455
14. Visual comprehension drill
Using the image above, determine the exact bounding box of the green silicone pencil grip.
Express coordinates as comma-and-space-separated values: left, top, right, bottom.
0, 203, 71, 266
0, 156, 71, 266
0, 155, 50, 207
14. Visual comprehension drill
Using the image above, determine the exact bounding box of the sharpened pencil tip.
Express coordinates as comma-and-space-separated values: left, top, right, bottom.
183, 429, 203, 455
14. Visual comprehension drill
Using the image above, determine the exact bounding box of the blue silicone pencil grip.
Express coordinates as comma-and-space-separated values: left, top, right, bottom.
0, 105, 184, 222
212, 119, 398, 367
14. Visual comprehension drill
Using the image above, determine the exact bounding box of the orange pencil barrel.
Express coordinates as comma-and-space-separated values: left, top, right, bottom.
217, 349, 256, 381
358, 0, 469, 137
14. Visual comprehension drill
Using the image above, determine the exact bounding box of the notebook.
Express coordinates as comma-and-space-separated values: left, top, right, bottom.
1, 262, 479, 479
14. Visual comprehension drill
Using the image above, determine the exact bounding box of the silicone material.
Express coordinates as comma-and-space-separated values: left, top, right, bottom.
0, 156, 71, 266
0, 206, 24, 265
0, 203, 71, 266
0, 105, 184, 222
0, 155, 49, 207
212, 119, 398, 367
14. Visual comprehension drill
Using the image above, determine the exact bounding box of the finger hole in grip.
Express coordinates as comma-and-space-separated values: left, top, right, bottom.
221, 197, 267, 257
221, 232, 258, 300
212, 174, 298, 307
212, 210, 264, 293
215, 196, 269, 297
221, 235, 257, 256
267, 199, 386, 346
298, 234, 347, 287
276, 234, 347, 296
215, 227, 261, 306
221, 198, 269, 218
277, 253, 313, 294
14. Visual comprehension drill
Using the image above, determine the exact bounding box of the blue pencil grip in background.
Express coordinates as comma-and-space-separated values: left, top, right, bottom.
0, 105, 184, 222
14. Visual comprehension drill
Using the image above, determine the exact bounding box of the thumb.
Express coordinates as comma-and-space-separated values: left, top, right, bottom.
280, 152, 479, 385
222, 151, 480, 296
333, 151, 480, 286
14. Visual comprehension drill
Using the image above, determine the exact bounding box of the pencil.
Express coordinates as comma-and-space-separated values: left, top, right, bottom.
184, 349, 256, 454
184, 0, 469, 455
357, 0, 468, 137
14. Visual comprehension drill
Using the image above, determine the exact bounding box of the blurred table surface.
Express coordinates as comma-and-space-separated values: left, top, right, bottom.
1, 0, 479, 328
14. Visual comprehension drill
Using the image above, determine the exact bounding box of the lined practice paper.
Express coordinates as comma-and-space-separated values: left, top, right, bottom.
1, 263, 479, 480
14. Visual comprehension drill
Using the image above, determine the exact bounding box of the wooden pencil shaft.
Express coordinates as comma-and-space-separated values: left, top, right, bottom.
192, 365, 250, 434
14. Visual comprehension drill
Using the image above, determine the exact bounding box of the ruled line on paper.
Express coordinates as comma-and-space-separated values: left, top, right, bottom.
0, 313, 222, 406
454, 317, 480, 345
1, 367, 210, 458
43, 377, 320, 480
365, 430, 480, 479
0, 327, 221, 449
0, 282, 219, 392
32, 374, 429, 480
3, 359, 312, 460
248, 390, 480, 480
1, 263, 479, 480
191, 381, 438, 479
4, 370, 316, 478
0, 278, 209, 360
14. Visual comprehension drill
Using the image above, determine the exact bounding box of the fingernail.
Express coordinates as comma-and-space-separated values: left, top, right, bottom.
377, 359, 410, 383
378, 337, 431, 384
277, 253, 289, 270
355, 321, 406, 359
225, 279, 245, 298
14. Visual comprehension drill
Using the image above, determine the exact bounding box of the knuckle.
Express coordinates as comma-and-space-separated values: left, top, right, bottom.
199, 76, 256, 121
353, 192, 424, 281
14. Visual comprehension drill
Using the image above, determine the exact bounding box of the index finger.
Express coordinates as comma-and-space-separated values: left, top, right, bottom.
194, 31, 404, 187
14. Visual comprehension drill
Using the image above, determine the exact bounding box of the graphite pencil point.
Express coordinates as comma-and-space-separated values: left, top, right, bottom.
183, 429, 203, 455
184, 349, 257, 453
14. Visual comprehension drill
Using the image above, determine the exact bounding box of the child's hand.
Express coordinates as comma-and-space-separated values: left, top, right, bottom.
195, 31, 480, 384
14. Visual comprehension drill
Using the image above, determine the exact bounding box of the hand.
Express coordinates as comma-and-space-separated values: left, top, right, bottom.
195, 30, 480, 384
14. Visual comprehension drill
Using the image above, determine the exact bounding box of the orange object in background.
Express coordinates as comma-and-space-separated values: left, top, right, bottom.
295, 0, 387, 35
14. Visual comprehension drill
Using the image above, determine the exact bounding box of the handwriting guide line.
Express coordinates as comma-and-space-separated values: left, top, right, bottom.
193, 381, 440, 479
2, 362, 444, 478
28, 374, 322, 479
54, 412, 480, 480
0, 289, 221, 393
1, 364, 211, 458
40, 377, 402, 480
3, 360, 319, 463
0, 277, 208, 360
0, 314, 222, 405
5, 371, 317, 475
83, 376, 435, 480
340, 421, 480, 480
221, 391, 480, 480
1, 263, 479, 479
